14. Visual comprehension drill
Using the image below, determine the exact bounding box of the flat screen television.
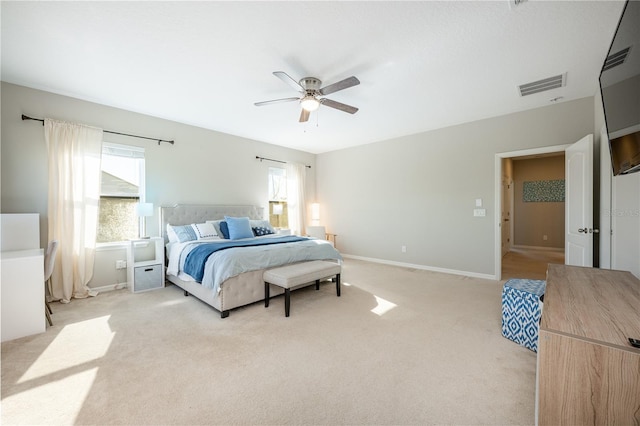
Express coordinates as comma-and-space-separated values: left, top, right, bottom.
599, 0, 640, 176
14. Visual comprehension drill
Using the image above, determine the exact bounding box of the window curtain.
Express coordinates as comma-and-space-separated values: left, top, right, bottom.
285, 162, 307, 236
45, 118, 103, 303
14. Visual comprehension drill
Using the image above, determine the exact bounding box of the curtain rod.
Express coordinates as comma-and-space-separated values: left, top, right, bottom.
21, 114, 175, 146
256, 156, 311, 168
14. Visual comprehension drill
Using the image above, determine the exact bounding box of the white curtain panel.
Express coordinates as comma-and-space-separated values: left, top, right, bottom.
45, 118, 103, 303
285, 162, 307, 236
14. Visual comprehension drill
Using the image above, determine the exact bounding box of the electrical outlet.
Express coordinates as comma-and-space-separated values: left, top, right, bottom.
543, 235, 548, 241
401, 245, 407, 253
115, 260, 127, 269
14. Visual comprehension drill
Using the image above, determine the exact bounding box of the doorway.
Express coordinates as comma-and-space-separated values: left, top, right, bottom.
494, 144, 570, 280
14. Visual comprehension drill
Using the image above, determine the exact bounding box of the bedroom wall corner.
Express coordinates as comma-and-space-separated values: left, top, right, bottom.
315, 97, 596, 277
0, 82, 316, 289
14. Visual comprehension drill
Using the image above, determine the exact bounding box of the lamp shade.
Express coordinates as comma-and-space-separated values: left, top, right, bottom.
311, 203, 320, 221
272, 204, 283, 215
135, 202, 154, 217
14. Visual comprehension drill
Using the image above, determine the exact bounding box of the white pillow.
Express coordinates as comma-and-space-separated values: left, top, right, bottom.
191, 222, 217, 240
206, 220, 224, 238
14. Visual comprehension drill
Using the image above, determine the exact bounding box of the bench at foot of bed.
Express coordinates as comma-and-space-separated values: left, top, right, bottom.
263, 260, 342, 317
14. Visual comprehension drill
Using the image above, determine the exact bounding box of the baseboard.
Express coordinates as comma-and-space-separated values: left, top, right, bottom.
512, 245, 564, 252
88, 282, 129, 294
341, 254, 497, 281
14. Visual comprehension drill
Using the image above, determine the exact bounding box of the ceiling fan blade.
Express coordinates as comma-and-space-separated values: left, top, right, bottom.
254, 97, 300, 107
299, 109, 310, 123
321, 98, 359, 114
273, 71, 304, 93
319, 76, 360, 96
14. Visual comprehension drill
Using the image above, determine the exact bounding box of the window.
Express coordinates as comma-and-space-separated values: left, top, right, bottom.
268, 167, 288, 228
97, 143, 145, 242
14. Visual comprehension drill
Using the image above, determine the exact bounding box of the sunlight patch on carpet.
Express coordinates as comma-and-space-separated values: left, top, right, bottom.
4, 368, 98, 425
18, 316, 114, 384
371, 295, 397, 316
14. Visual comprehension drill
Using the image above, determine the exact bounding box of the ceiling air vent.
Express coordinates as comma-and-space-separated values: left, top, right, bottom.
602, 46, 631, 71
518, 73, 566, 97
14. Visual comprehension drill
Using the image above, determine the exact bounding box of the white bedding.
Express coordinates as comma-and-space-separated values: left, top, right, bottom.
167, 234, 342, 293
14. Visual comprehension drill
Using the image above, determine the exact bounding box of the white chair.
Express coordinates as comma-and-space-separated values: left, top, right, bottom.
44, 240, 59, 326
306, 226, 335, 247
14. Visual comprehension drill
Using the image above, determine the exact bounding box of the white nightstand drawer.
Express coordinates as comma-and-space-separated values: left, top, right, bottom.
133, 264, 163, 292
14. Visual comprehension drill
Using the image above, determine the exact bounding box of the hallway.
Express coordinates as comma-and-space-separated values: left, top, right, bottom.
502, 247, 564, 280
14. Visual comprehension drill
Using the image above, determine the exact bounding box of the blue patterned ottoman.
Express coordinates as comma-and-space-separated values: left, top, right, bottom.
501, 278, 546, 352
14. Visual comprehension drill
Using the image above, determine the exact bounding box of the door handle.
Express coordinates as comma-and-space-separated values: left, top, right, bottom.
590, 228, 599, 234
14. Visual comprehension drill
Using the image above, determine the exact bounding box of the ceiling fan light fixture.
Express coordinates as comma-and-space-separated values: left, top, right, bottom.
300, 95, 320, 112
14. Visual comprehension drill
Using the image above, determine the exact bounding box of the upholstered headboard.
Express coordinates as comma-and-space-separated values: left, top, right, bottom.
160, 204, 265, 243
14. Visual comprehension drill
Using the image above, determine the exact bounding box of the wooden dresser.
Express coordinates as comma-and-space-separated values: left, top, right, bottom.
536, 264, 640, 425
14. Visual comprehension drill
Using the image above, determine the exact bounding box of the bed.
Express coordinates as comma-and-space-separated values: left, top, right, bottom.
160, 204, 342, 318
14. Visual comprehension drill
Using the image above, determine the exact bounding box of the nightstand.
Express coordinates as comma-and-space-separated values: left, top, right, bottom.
127, 237, 164, 293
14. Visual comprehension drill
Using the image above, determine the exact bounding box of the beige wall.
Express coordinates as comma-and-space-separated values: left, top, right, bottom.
5, 81, 626, 282
512, 156, 565, 249
1, 82, 316, 288
316, 97, 595, 278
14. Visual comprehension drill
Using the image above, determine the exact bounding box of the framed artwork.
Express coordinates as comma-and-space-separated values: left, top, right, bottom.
523, 179, 565, 202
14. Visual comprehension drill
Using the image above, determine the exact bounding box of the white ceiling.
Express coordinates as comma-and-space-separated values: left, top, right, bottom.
1, 1, 626, 154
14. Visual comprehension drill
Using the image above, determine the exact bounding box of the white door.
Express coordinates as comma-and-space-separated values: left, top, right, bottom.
565, 134, 594, 266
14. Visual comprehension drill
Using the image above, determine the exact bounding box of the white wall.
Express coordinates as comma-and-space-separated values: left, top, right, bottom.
611, 172, 640, 278
596, 88, 640, 278
1, 82, 316, 288
316, 97, 596, 278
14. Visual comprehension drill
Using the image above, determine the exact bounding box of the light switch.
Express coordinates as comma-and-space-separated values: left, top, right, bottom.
475, 198, 483, 207
473, 208, 486, 217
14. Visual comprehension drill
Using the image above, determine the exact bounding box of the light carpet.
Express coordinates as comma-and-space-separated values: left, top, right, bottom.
1, 258, 537, 425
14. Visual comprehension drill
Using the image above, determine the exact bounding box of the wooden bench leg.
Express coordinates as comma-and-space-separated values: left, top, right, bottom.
315, 279, 320, 290
285, 288, 291, 317
264, 281, 270, 307
336, 274, 341, 297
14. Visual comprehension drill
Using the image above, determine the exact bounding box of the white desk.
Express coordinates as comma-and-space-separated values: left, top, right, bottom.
1, 249, 45, 342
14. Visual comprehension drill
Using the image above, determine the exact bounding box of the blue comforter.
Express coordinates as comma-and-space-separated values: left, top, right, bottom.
184, 236, 308, 282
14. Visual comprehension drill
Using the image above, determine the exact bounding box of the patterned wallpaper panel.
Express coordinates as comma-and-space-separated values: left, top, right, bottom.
523, 179, 565, 202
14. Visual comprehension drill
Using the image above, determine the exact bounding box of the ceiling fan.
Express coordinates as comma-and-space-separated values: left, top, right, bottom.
254, 71, 360, 123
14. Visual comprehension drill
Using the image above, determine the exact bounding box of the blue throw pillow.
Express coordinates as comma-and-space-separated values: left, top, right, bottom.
224, 216, 254, 240
172, 225, 197, 243
252, 226, 275, 236
219, 221, 230, 239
